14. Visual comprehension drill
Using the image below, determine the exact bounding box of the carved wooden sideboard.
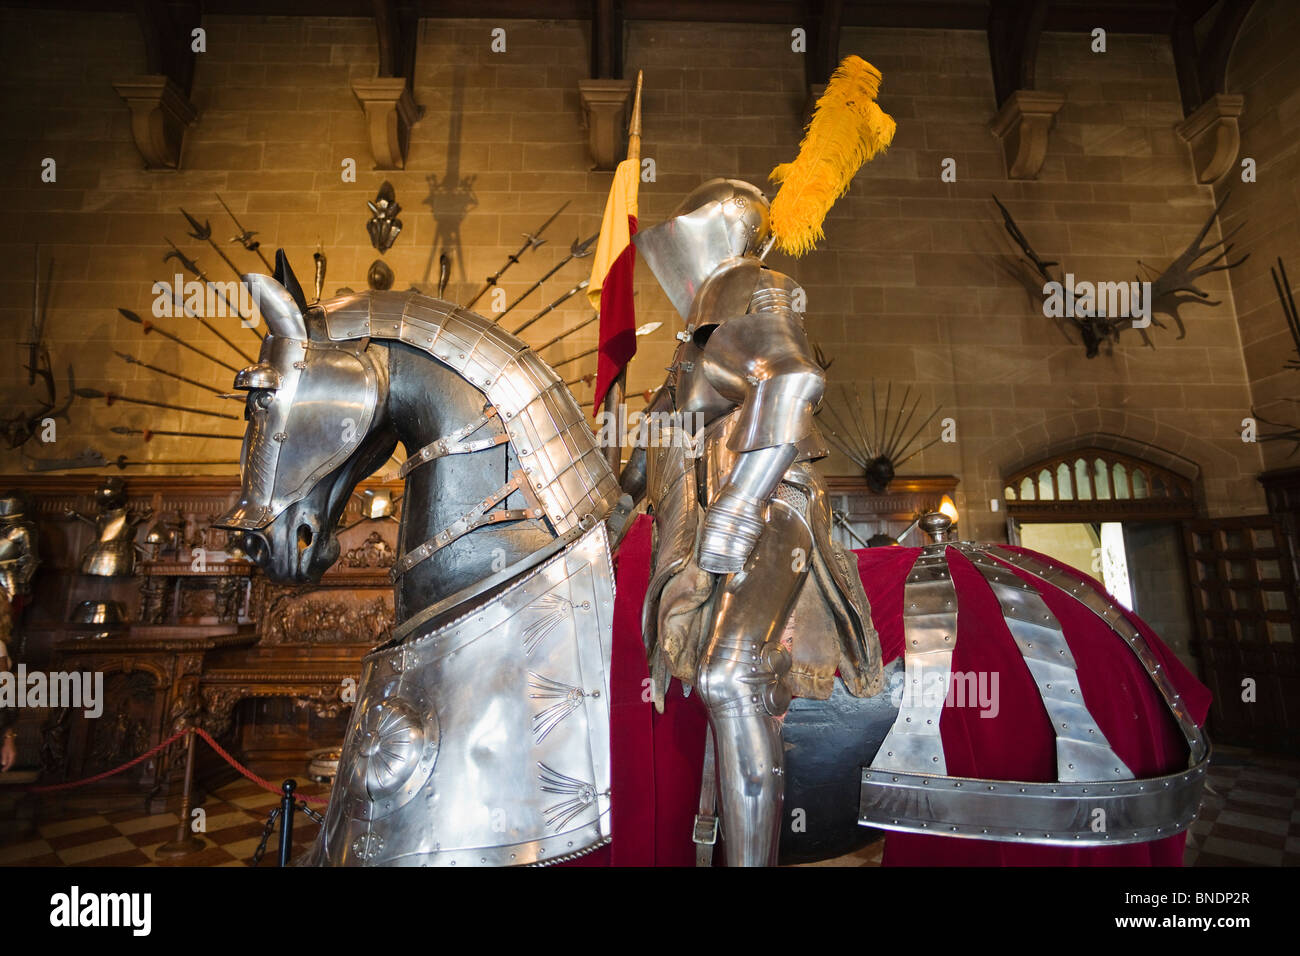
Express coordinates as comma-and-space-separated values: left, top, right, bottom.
0, 474, 401, 808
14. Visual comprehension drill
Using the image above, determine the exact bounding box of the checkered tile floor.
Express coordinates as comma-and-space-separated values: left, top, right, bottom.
1182, 745, 1300, 867
0, 776, 326, 867
0, 745, 1294, 866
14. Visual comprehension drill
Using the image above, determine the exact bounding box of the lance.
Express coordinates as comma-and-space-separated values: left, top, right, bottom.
465, 200, 570, 309
117, 308, 240, 374
111, 426, 242, 442
497, 232, 598, 321
181, 207, 248, 281
114, 350, 238, 399
163, 237, 248, 321
26, 452, 235, 470
216, 193, 273, 271
564, 372, 596, 389
156, 287, 258, 365
549, 343, 599, 369
511, 279, 589, 337
533, 312, 598, 353
76, 387, 239, 421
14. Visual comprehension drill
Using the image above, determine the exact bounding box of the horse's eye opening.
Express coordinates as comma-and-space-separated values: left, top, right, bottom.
254, 390, 273, 410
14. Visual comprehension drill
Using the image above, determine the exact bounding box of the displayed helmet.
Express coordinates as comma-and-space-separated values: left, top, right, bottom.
0, 492, 27, 519
633, 178, 770, 320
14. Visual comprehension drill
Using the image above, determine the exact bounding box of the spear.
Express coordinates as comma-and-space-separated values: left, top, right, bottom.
114, 350, 238, 398
163, 237, 252, 326
157, 286, 259, 364
533, 313, 598, 353
511, 279, 589, 337
117, 308, 240, 374
75, 387, 240, 421
497, 232, 598, 321
216, 193, 273, 271
111, 426, 242, 442
465, 201, 570, 309
26, 452, 237, 470
181, 207, 247, 281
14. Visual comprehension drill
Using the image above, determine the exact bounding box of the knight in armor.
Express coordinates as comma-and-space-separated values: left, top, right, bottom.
0, 491, 39, 771
622, 179, 884, 865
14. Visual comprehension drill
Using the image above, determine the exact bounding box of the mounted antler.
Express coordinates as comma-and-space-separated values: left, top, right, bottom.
993, 193, 1247, 358
1254, 404, 1300, 458
1137, 190, 1249, 340
1271, 257, 1300, 371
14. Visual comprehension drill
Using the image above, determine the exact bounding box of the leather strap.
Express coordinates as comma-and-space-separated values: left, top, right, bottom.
693, 727, 719, 867
390, 470, 543, 581
398, 406, 507, 478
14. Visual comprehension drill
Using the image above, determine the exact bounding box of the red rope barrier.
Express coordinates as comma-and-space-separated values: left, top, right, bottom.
21, 727, 330, 807
23, 729, 187, 793
192, 727, 329, 806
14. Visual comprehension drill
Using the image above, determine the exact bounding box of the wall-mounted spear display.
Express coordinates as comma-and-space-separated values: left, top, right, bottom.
464, 201, 569, 309
532, 313, 598, 353
111, 426, 241, 442
113, 350, 239, 399
5, 244, 74, 449
216, 193, 272, 271
163, 238, 247, 323
496, 232, 598, 320
510, 279, 589, 337
75, 387, 241, 421
181, 207, 247, 281
992, 192, 1248, 358
154, 286, 258, 365
117, 308, 240, 374
818, 381, 943, 493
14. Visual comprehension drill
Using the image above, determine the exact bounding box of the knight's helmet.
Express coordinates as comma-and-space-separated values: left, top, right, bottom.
632, 178, 770, 320
0, 492, 27, 521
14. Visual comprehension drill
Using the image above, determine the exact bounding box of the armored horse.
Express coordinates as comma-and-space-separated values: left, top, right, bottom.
216, 259, 1211, 867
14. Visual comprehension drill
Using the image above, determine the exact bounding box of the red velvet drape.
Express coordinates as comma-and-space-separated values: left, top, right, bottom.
575, 523, 1209, 866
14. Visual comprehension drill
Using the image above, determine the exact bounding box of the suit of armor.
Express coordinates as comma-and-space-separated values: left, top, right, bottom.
628, 180, 882, 865
0, 493, 39, 603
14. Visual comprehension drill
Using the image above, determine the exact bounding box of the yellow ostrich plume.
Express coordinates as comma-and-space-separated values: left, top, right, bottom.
768, 55, 896, 257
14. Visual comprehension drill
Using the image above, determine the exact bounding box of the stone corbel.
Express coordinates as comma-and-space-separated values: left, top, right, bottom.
578, 78, 634, 171
1175, 93, 1244, 184
989, 89, 1065, 181
351, 76, 420, 171
113, 75, 197, 171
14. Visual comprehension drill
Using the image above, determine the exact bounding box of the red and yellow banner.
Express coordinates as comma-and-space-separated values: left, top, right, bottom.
588, 157, 639, 408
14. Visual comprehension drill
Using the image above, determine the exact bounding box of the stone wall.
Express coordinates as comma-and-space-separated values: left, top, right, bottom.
0, 11, 1277, 540
1218, 0, 1300, 474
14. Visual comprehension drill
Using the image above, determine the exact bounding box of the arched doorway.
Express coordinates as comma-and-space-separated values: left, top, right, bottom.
1002, 446, 1200, 674
1003, 446, 1300, 752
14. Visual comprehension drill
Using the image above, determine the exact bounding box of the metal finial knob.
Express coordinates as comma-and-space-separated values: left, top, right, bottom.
919, 511, 954, 543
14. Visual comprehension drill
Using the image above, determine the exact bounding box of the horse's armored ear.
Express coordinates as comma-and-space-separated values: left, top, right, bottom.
243, 273, 307, 340
273, 248, 309, 312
